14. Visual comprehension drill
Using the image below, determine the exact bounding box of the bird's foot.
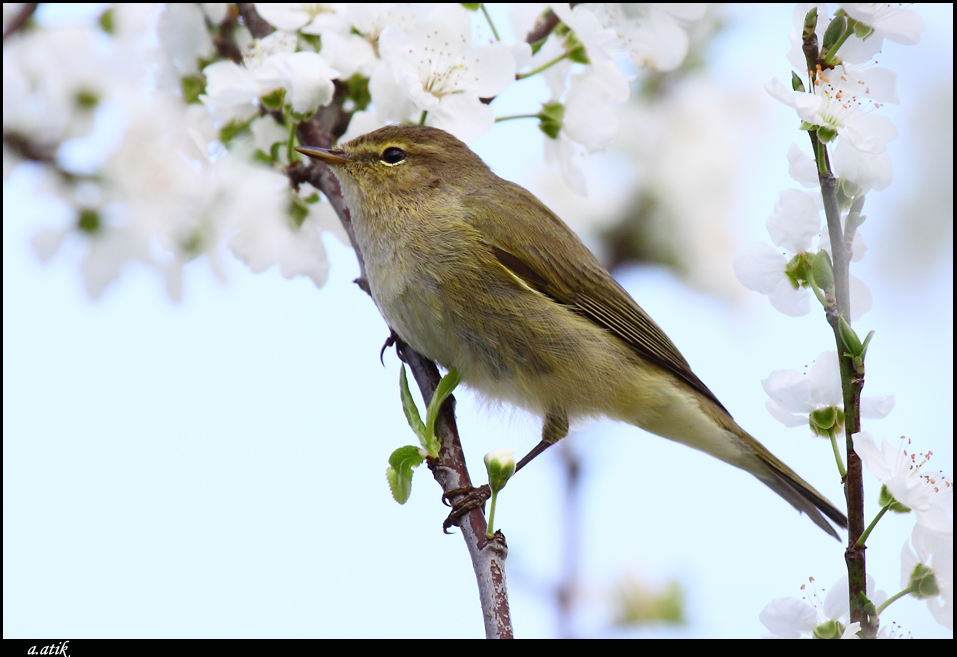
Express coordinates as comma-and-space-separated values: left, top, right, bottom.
441, 484, 491, 534
380, 329, 403, 365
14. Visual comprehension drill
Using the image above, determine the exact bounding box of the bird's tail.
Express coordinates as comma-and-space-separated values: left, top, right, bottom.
742, 427, 848, 540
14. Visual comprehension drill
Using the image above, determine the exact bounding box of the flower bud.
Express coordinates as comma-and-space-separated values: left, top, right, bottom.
484, 448, 516, 493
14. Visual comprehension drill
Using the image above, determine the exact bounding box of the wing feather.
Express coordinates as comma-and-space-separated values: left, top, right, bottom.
467, 183, 729, 415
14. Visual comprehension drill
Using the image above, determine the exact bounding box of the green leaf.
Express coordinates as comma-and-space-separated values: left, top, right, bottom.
423, 368, 460, 457
530, 36, 548, 56
386, 446, 425, 504
399, 365, 427, 444
260, 87, 285, 110
567, 44, 589, 64
537, 101, 565, 140
300, 32, 321, 51
838, 316, 863, 357
344, 73, 371, 112
461, 3, 481, 10
791, 71, 806, 93
802, 7, 819, 43
181, 75, 206, 105
219, 115, 256, 145
98, 8, 115, 34
289, 197, 309, 229
821, 14, 847, 55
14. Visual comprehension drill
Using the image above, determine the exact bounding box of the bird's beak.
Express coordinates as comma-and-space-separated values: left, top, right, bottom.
295, 145, 351, 165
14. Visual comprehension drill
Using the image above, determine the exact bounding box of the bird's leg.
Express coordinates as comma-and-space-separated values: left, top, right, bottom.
442, 410, 566, 533
515, 409, 569, 473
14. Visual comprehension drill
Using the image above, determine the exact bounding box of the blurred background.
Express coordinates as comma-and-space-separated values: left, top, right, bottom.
4, 3, 952, 638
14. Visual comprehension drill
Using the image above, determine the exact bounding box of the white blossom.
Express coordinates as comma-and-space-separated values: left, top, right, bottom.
254, 3, 342, 34
201, 33, 339, 120
376, 16, 516, 141
760, 575, 885, 638
901, 524, 953, 629
762, 352, 894, 430
586, 3, 707, 72
734, 189, 820, 316
840, 3, 926, 47
854, 433, 954, 532
766, 64, 898, 155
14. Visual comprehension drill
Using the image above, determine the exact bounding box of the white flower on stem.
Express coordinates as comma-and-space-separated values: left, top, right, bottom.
253, 4, 378, 79
202, 32, 339, 119
280, 51, 340, 116
254, 3, 342, 34
766, 64, 898, 154
854, 432, 954, 532
376, 17, 517, 141
786, 4, 922, 67
734, 187, 873, 319
550, 3, 621, 66
316, 31, 377, 79
250, 115, 290, 162
832, 137, 893, 194
901, 523, 953, 629
760, 575, 885, 639
3, 26, 126, 144
733, 189, 821, 316
762, 351, 894, 431
540, 60, 630, 195
227, 174, 336, 288
787, 139, 892, 194
586, 3, 707, 72
840, 3, 926, 47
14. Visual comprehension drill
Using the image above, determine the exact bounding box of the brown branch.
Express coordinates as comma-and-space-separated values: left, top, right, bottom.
210, 5, 243, 63
235, 3, 274, 39
802, 11, 871, 632
396, 341, 513, 640
2, 3, 37, 43
3, 131, 56, 163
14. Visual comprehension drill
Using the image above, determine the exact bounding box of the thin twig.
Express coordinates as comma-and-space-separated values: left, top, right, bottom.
235, 3, 274, 39
802, 21, 871, 632
2, 3, 37, 43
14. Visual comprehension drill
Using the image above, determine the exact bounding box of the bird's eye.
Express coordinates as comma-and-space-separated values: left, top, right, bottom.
380, 147, 406, 166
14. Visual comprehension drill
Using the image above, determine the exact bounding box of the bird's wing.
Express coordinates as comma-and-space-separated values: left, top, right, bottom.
464, 182, 729, 415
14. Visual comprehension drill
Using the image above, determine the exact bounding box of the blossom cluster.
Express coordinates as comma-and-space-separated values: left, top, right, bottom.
742, 4, 952, 637
734, 2, 919, 319
4, 3, 706, 299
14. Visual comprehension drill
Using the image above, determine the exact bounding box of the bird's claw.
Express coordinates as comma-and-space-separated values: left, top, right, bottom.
441, 484, 491, 534
380, 329, 400, 366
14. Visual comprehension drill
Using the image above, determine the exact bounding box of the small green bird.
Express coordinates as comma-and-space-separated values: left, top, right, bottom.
297, 125, 847, 538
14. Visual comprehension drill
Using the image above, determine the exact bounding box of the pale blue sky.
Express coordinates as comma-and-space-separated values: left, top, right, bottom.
4, 4, 952, 638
